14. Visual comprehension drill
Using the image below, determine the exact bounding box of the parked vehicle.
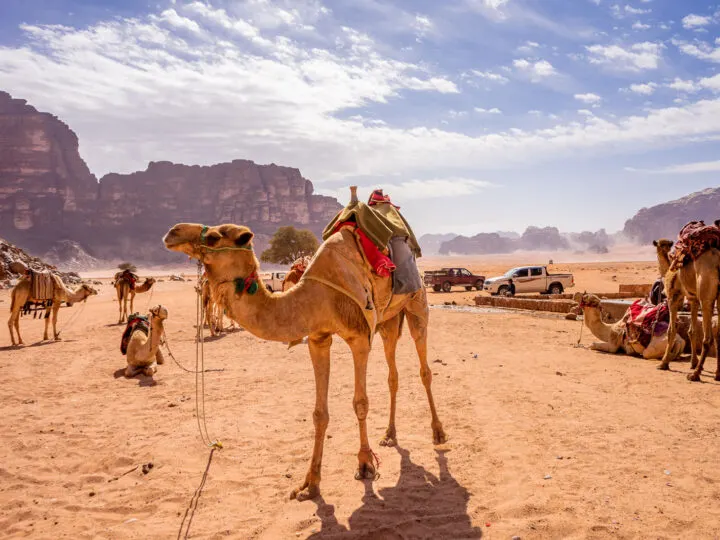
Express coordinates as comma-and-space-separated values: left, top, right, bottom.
423, 268, 486, 292
483, 266, 574, 296
261, 271, 288, 292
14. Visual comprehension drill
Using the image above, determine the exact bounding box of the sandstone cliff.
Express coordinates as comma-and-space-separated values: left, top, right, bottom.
0, 91, 341, 263
623, 187, 720, 244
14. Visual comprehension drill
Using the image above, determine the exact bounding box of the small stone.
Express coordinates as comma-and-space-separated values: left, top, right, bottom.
168, 403, 178, 408
22, 399, 36, 404
556, 371, 565, 376
327, 434, 332, 439
565, 313, 577, 321
512, 536, 522, 540
142, 462, 154, 475
544, 474, 552, 480
89, 491, 96, 497
285, 473, 292, 478
664, 470, 671, 475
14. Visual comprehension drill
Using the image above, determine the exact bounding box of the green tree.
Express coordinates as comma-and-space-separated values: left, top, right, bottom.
260, 226, 319, 265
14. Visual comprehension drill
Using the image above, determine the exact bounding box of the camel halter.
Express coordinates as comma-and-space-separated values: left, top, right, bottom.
197, 225, 259, 296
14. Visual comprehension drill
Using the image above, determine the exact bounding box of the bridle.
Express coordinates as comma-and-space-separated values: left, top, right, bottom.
197, 225, 259, 296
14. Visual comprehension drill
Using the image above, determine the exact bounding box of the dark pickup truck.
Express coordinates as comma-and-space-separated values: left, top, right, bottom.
424, 268, 485, 292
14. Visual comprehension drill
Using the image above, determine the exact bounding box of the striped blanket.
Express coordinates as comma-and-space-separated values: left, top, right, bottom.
670, 220, 720, 271
29, 270, 55, 301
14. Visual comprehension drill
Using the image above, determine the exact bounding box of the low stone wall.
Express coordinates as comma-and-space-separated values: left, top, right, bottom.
474, 295, 577, 314
618, 284, 652, 296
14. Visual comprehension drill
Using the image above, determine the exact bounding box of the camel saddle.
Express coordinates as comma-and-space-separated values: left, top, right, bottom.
121, 313, 149, 355
115, 270, 139, 291
26, 269, 55, 301
669, 220, 720, 271
624, 299, 669, 348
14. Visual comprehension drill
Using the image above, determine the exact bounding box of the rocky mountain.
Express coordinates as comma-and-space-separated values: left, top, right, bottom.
0, 237, 81, 287
418, 233, 457, 256
0, 91, 342, 263
438, 226, 611, 255
43, 240, 103, 272
623, 187, 720, 244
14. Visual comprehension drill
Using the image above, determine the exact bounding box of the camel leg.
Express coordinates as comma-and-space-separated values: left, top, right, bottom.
689, 282, 718, 382
290, 334, 331, 501
406, 307, 447, 445
347, 336, 376, 481
129, 291, 135, 316
43, 306, 52, 341
590, 341, 620, 354
688, 299, 699, 369
125, 364, 143, 378
8, 310, 21, 346
658, 292, 684, 370
155, 348, 165, 365
378, 315, 402, 447
116, 286, 123, 324
52, 303, 61, 341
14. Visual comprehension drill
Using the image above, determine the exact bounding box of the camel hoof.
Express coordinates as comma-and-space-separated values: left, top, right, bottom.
143, 367, 156, 377
290, 484, 319, 502
656, 363, 669, 371
433, 427, 448, 445
687, 372, 701, 382
355, 462, 376, 481
379, 436, 397, 447
691, 361, 699, 370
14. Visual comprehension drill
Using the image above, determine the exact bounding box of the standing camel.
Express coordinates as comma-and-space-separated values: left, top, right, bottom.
115, 276, 156, 324
8, 276, 97, 345
163, 222, 446, 501
653, 239, 700, 370
124, 305, 167, 377
654, 239, 720, 381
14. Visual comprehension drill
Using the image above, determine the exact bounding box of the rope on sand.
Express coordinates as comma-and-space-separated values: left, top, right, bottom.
176, 448, 216, 540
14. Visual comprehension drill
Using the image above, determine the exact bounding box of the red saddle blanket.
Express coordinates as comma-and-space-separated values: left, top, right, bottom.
670, 220, 720, 271
121, 314, 149, 355
333, 221, 396, 277
625, 300, 669, 348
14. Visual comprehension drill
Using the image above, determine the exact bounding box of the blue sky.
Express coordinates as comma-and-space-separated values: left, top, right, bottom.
1, 0, 719, 236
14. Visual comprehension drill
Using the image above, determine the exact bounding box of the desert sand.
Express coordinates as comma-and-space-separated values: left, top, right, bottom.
2, 255, 720, 539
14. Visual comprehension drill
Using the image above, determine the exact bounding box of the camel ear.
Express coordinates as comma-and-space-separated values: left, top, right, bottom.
715, 219, 720, 228
652, 240, 658, 247
235, 231, 253, 247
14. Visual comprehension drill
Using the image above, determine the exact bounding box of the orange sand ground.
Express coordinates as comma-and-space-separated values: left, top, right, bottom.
2, 253, 720, 539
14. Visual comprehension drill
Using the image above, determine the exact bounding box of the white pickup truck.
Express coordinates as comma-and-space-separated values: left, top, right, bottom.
483, 266, 574, 296
261, 271, 288, 292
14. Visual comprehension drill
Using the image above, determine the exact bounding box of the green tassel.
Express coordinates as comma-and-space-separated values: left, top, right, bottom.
234, 278, 245, 294
247, 280, 259, 295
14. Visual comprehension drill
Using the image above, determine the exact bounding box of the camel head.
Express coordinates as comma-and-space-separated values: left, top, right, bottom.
572, 292, 601, 309
81, 284, 98, 297
149, 304, 168, 321
163, 223, 257, 281
652, 239, 673, 255
144, 277, 157, 287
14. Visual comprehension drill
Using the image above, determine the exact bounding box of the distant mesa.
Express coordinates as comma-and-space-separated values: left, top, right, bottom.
0, 90, 342, 264
623, 187, 720, 244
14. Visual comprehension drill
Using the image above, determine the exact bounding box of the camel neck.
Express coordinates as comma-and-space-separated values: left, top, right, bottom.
215, 277, 315, 343
582, 306, 616, 343
657, 251, 670, 277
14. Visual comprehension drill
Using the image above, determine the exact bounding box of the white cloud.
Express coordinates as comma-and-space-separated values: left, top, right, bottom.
474, 107, 503, 114
611, 4, 651, 17
463, 69, 510, 84
578, 109, 594, 116
484, 0, 510, 9
513, 58, 557, 80
153, 8, 204, 34
674, 38, 720, 63
632, 21, 650, 30
667, 78, 697, 92
624, 5, 650, 15
517, 40, 540, 53
5, 7, 720, 189
682, 14, 713, 29
626, 160, 720, 174
412, 14, 433, 41
574, 93, 602, 104
629, 82, 657, 95
586, 42, 663, 71
665, 74, 720, 93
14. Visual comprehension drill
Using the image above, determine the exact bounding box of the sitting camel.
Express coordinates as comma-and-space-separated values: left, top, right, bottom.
115, 275, 156, 324
163, 220, 446, 501
573, 293, 685, 361
125, 305, 167, 377
654, 235, 720, 381
8, 275, 97, 345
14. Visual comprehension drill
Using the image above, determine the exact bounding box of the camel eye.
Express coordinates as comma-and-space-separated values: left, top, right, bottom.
205, 232, 221, 246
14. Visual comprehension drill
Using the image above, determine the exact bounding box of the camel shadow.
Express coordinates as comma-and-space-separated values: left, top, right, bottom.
307, 447, 482, 539
0, 340, 78, 351
112, 367, 159, 387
